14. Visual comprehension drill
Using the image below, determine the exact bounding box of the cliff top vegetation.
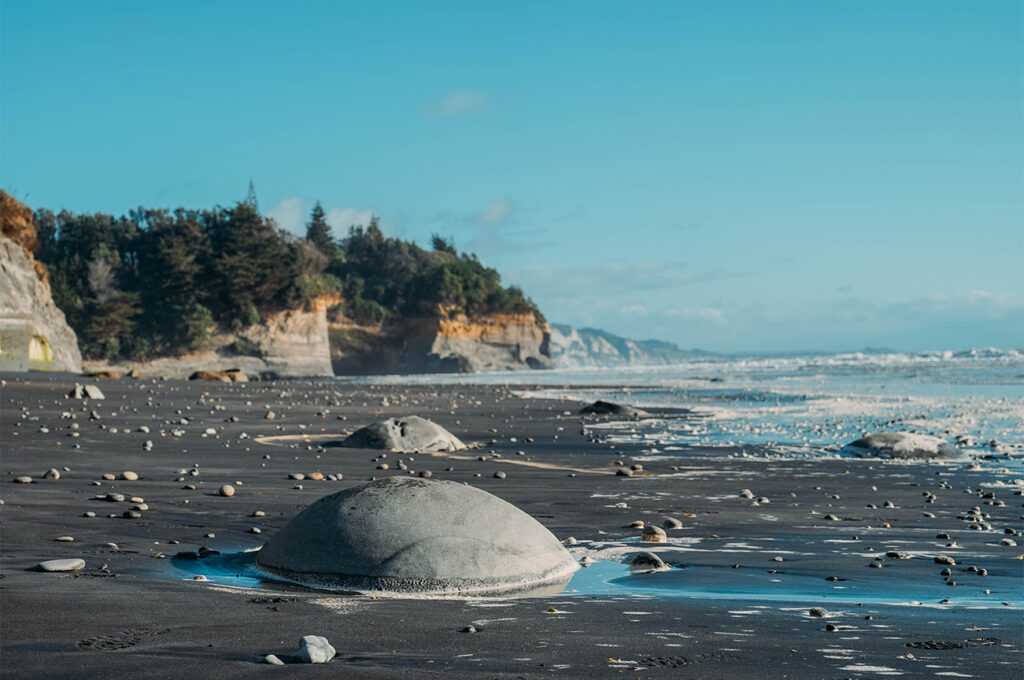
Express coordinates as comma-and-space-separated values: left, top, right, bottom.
16, 190, 541, 361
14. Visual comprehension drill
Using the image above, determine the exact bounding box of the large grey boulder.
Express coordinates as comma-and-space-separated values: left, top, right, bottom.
340, 416, 466, 452
841, 432, 958, 460
256, 477, 578, 595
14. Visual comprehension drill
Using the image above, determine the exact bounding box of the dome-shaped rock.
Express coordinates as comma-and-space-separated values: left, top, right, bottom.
339, 416, 465, 452
256, 477, 578, 595
840, 432, 958, 460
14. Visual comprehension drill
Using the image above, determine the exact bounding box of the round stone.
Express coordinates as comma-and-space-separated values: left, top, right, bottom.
219, 485, 235, 497
121, 471, 139, 481
43, 468, 60, 480
629, 551, 667, 572
642, 525, 667, 543
37, 558, 85, 572
840, 432, 957, 460
256, 477, 578, 595
339, 416, 466, 452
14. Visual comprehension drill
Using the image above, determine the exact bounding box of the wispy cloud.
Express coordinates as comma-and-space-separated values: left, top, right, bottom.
265, 197, 304, 232
326, 207, 375, 232
468, 197, 513, 225
422, 91, 489, 118
665, 307, 727, 324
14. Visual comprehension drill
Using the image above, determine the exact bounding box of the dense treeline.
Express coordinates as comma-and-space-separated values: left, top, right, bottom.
29, 192, 540, 360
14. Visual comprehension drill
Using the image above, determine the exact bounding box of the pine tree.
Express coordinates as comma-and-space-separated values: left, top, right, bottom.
244, 180, 258, 211
305, 201, 335, 256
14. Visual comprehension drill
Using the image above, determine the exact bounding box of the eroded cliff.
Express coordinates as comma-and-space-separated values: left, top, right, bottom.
330, 310, 553, 375
0, 193, 83, 372
83, 296, 337, 379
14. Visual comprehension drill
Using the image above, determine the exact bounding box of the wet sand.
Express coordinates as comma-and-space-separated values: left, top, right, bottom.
1, 373, 1021, 678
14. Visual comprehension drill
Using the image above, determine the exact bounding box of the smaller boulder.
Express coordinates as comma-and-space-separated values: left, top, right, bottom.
841, 432, 958, 460
68, 384, 105, 400
579, 400, 649, 418
629, 551, 668, 572
642, 525, 667, 543
189, 370, 232, 383
340, 416, 465, 452
295, 635, 335, 664
85, 370, 119, 379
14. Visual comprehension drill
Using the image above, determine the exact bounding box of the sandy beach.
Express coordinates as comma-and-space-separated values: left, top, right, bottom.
1, 372, 1021, 679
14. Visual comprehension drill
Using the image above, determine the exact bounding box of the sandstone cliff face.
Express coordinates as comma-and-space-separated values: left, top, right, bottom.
0, 194, 83, 373
83, 296, 336, 379
330, 311, 553, 375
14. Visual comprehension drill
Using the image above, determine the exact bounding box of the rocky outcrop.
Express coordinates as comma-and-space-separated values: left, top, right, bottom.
83, 296, 336, 379
0, 192, 83, 373
549, 323, 706, 368
331, 311, 553, 375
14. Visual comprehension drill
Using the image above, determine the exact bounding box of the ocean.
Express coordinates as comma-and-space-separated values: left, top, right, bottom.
345, 348, 1024, 468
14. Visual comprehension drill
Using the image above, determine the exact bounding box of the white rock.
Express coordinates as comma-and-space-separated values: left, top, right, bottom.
295, 635, 335, 664
38, 558, 85, 572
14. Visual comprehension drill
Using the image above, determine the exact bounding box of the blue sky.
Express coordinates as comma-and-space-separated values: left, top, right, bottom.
3, 1, 1021, 352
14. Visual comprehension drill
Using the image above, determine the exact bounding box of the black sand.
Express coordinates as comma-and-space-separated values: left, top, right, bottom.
1, 373, 1021, 678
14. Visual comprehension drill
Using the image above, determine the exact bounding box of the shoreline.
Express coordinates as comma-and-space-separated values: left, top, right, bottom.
1, 372, 1021, 678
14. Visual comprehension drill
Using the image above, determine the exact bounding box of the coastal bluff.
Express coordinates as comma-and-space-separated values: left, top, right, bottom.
0, 193, 83, 373
83, 296, 336, 379
330, 310, 553, 374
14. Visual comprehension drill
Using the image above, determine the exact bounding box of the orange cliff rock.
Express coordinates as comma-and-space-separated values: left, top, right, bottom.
329, 307, 553, 375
